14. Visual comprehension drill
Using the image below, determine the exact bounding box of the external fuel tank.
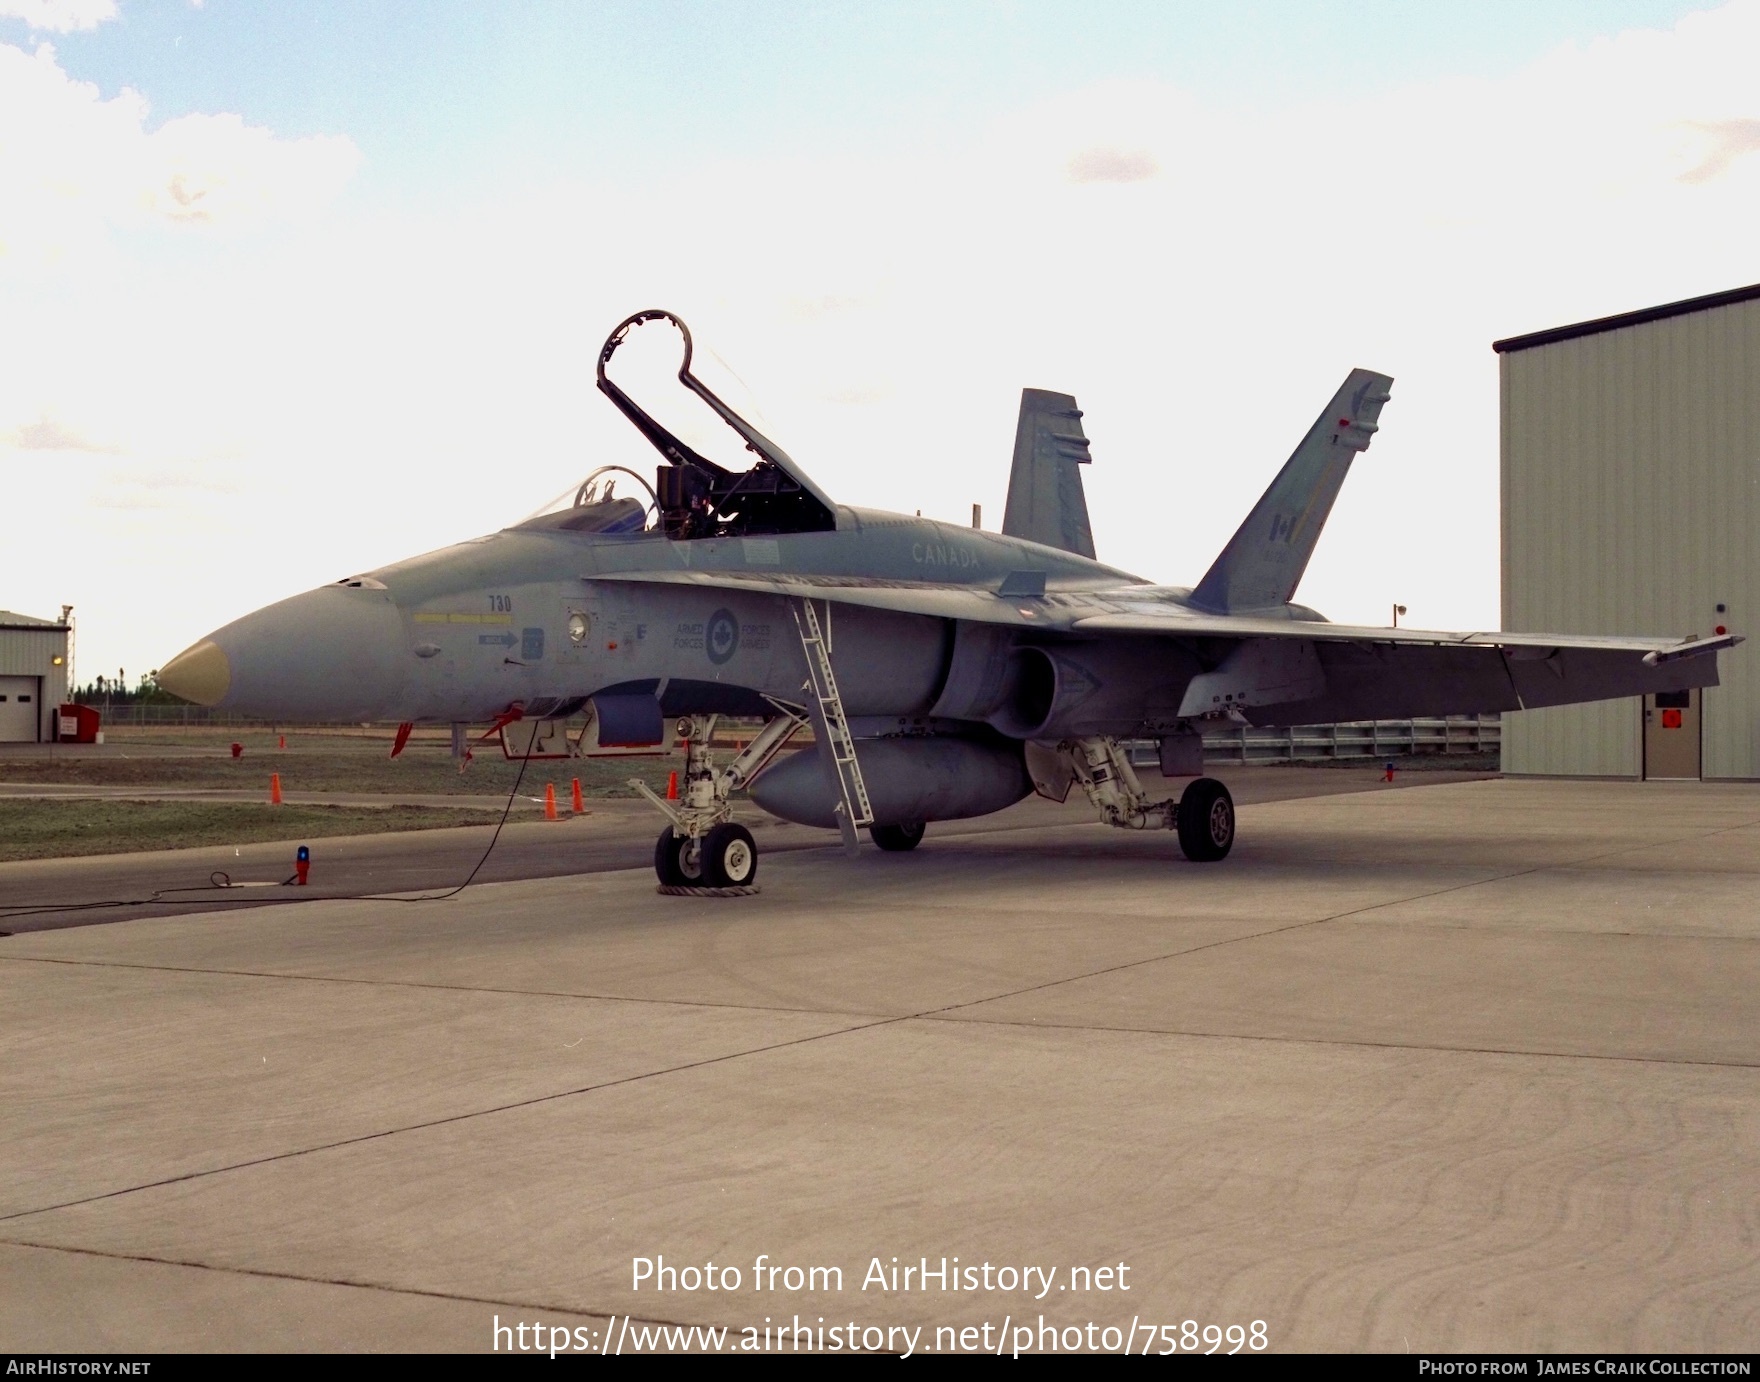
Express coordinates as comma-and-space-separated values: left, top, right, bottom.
748, 736, 1032, 829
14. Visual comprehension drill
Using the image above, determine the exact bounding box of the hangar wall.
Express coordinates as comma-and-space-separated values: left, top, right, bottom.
1498, 285, 1760, 779
0, 610, 72, 743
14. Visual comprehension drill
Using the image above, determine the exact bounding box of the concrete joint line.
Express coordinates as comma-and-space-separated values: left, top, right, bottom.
0, 953, 872, 1020
7, 810, 1758, 1226
910, 1011, 1760, 1071
905, 812, 1760, 1025
0, 1237, 716, 1338
0, 1015, 902, 1227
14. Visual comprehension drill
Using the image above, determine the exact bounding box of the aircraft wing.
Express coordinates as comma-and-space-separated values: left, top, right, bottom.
1071, 610, 1740, 719
590, 569, 1738, 721
1072, 609, 1730, 657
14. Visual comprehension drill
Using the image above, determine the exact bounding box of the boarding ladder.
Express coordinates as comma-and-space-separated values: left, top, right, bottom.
789, 597, 873, 852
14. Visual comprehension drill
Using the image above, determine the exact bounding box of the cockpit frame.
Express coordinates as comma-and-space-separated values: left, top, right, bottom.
574, 465, 659, 515
596, 310, 837, 540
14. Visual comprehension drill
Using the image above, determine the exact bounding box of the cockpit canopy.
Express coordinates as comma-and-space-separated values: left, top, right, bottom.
511, 312, 839, 542
514, 470, 654, 535
595, 310, 837, 540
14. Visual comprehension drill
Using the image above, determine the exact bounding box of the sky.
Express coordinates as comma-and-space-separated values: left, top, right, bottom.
3, 0, 1759, 685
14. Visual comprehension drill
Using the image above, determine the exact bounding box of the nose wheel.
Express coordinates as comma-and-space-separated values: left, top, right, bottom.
654, 823, 759, 888
701, 823, 757, 886
635, 712, 804, 893
654, 827, 704, 886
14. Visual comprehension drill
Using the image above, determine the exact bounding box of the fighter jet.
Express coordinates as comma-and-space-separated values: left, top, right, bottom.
159, 309, 1740, 889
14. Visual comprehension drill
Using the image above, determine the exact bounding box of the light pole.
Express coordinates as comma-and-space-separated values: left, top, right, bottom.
1393, 603, 1407, 628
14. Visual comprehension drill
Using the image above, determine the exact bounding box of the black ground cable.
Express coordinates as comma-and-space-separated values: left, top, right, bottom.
0, 748, 537, 922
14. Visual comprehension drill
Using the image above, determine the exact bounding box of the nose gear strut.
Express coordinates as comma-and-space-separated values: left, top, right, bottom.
630, 705, 806, 891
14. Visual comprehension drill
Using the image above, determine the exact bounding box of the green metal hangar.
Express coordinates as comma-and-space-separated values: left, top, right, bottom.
0, 608, 71, 743
1497, 283, 1759, 780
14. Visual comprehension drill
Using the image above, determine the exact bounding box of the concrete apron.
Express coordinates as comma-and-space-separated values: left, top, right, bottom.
1, 776, 1757, 1353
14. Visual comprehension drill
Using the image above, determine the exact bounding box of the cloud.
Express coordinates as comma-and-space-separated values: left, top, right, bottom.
102, 461, 240, 492
8, 4, 1760, 679
783, 292, 869, 320
1679, 117, 1760, 183
0, 40, 362, 267
10, 417, 116, 451
1066, 146, 1159, 184
138, 111, 361, 226
0, 0, 116, 32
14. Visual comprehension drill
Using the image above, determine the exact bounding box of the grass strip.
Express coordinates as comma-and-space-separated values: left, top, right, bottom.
0, 749, 683, 797
0, 800, 505, 862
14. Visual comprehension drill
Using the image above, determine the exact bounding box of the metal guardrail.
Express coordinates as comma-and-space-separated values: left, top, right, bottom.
1131, 716, 1501, 766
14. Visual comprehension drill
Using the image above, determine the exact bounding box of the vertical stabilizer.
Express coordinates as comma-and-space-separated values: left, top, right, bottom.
1190, 369, 1393, 613
1003, 389, 1096, 559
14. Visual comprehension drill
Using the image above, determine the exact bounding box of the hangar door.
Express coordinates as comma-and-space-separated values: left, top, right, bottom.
0, 675, 40, 742
1643, 690, 1701, 780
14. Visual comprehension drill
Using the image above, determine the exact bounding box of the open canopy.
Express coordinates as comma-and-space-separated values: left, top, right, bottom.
595, 309, 838, 540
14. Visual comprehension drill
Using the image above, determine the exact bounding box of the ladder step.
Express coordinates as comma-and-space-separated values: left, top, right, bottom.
789, 597, 873, 831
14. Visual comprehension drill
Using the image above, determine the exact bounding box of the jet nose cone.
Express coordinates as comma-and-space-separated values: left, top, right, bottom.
158, 639, 232, 707
191, 586, 410, 721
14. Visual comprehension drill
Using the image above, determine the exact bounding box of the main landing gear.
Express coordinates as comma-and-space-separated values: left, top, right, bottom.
1174, 776, 1234, 862
869, 821, 927, 852
634, 711, 805, 891
1034, 736, 1235, 863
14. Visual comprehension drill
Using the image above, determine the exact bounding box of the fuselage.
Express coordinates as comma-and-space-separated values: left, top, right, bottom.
159, 505, 1221, 730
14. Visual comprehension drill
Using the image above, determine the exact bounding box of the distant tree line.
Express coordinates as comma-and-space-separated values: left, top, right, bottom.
73, 670, 190, 707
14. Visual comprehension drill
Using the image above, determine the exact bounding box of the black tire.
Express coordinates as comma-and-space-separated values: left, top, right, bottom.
654, 827, 706, 885
1176, 777, 1235, 863
869, 821, 927, 852
654, 827, 688, 885
702, 822, 758, 887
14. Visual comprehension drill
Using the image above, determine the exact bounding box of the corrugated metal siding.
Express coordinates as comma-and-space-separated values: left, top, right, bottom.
0, 627, 70, 741
1501, 295, 1760, 778
0, 627, 66, 676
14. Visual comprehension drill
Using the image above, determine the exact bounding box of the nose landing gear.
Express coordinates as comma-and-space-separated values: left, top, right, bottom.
702, 822, 758, 886
635, 711, 803, 893
654, 821, 758, 888
653, 828, 704, 886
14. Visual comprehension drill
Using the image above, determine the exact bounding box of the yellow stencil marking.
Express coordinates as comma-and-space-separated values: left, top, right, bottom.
413, 612, 515, 625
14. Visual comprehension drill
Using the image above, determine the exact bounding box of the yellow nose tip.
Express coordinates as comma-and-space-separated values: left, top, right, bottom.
158, 640, 231, 706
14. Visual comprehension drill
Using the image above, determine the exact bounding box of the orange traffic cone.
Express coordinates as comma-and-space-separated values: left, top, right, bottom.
665, 770, 678, 800
278, 734, 286, 750
269, 772, 283, 805
571, 777, 583, 813
544, 783, 559, 821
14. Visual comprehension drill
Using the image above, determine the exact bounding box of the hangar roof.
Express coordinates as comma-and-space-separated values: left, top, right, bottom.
1493, 281, 1760, 354
0, 610, 69, 631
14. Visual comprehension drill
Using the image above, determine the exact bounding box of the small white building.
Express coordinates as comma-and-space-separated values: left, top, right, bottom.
1497, 283, 1760, 780
0, 609, 71, 743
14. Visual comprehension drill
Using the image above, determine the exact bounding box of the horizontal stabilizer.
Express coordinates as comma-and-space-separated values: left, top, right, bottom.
1191, 369, 1393, 613
1003, 389, 1096, 559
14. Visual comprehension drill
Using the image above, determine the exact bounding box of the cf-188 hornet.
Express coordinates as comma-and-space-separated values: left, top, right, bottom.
159, 310, 1740, 889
